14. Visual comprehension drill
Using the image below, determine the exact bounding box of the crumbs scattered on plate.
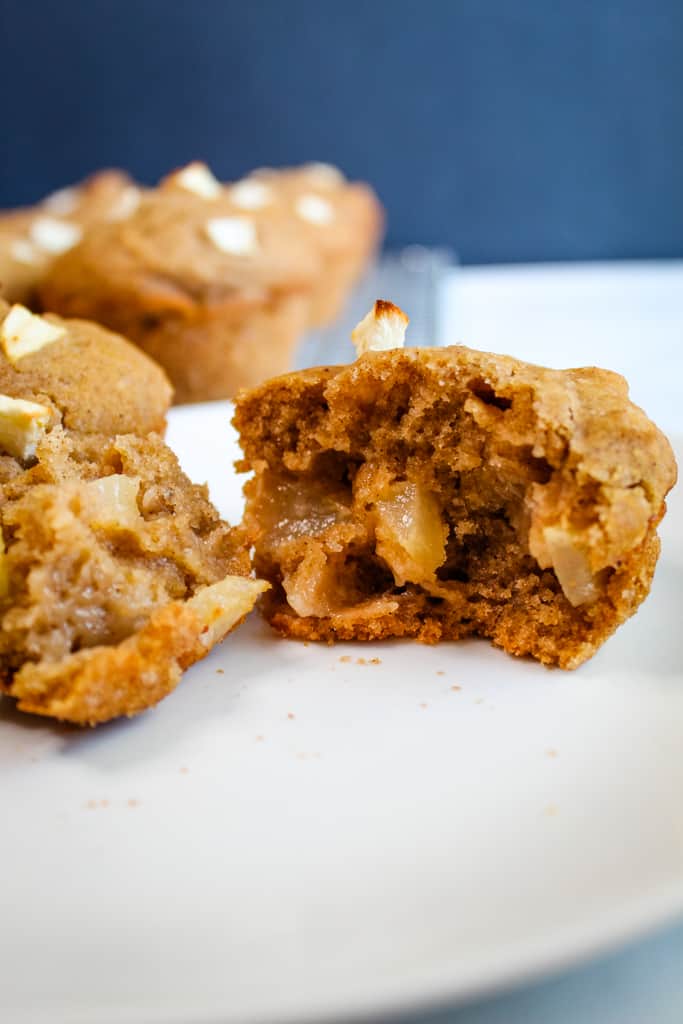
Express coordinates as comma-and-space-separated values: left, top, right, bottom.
85, 798, 140, 810
337, 654, 381, 665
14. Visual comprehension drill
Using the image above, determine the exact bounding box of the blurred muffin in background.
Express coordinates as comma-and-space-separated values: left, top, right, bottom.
40, 163, 322, 403
0, 170, 141, 306
247, 162, 384, 327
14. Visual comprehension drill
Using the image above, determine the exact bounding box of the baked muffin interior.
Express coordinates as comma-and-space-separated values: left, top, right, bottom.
235, 303, 676, 668
0, 430, 249, 673
0, 303, 264, 724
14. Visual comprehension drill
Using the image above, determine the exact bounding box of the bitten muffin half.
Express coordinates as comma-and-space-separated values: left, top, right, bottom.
234, 301, 677, 669
0, 303, 265, 725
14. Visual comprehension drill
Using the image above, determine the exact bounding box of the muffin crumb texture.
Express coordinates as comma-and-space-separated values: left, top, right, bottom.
235, 324, 676, 669
0, 300, 263, 725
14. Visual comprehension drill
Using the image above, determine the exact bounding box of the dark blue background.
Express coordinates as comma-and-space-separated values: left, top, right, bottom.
1, 0, 681, 263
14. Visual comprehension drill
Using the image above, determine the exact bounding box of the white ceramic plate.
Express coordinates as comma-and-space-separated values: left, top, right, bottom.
1, 404, 681, 1024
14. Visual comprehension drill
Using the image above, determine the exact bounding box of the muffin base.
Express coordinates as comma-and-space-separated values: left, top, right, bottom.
132, 293, 310, 404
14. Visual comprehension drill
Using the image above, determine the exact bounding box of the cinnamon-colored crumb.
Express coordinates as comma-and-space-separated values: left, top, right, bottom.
0, 301, 257, 726
234, 344, 676, 669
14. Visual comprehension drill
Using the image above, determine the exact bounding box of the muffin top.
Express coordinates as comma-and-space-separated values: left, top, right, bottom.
41, 163, 322, 312
37, 168, 142, 227
0, 299, 171, 438
0, 211, 42, 305
0, 170, 141, 304
246, 162, 384, 259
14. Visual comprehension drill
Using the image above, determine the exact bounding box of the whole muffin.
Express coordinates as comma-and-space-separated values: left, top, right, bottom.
247, 162, 384, 327
40, 163, 322, 403
0, 170, 141, 306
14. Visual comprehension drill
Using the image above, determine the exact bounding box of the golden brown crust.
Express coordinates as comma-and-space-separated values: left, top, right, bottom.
0, 302, 259, 725
5, 577, 267, 726
0, 171, 140, 306
120, 294, 310, 405
251, 164, 384, 326
235, 345, 677, 669
374, 298, 407, 320
251, 164, 383, 257
0, 211, 40, 306
0, 431, 256, 724
38, 178, 323, 401
0, 300, 172, 434
41, 185, 320, 307
6, 599, 211, 724
40, 162, 384, 399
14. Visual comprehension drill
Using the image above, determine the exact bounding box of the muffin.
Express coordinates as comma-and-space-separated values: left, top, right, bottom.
0, 170, 141, 306
0, 298, 171, 436
40, 163, 322, 403
247, 162, 384, 327
0, 302, 263, 725
234, 301, 677, 669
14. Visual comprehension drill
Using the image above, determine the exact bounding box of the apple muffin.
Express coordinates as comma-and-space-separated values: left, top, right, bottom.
0, 170, 140, 307
234, 301, 677, 669
0, 299, 171, 436
248, 162, 384, 327
0, 304, 263, 724
40, 162, 322, 403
